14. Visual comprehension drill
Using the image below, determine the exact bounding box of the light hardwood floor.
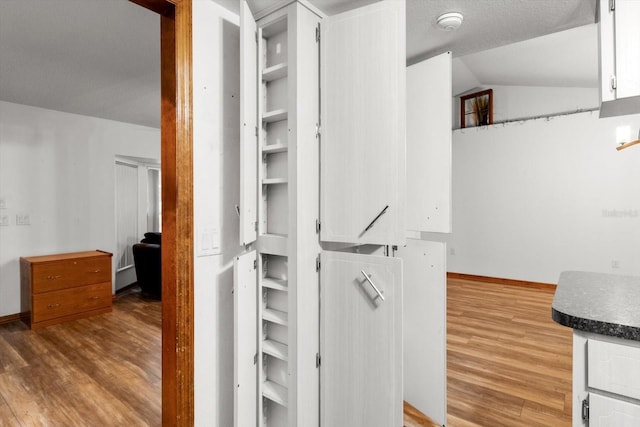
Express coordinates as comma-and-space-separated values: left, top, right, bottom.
1, 279, 571, 426
445, 277, 572, 427
0, 290, 161, 426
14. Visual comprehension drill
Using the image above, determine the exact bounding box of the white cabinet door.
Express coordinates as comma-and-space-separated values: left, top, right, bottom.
397, 240, 447, 425
320, 251, 402, 427
614, 0, 640, 99
234, 250, 257, 427
240, 0, 257, 246
406, 52, 452, 233
320, 0, 406, 246
590, 393, 640, 426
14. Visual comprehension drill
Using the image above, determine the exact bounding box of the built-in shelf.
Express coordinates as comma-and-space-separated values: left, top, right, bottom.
262, 109, 288, 123
258, 234, 288, 256
263, 63, 288, 82
262, 143, 288, 154
263, 380, 288, 407
263, 277, 288, 291
263, 308, 288, 326
617, 139, 640, 151
262, 177, 288, 185
263, 339, 288, 361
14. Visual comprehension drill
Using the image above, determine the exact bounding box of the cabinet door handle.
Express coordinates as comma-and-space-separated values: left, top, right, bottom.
363, 205, 389, 233
361, 270, 385, 302
47, 275, 62, 280
47, 303, 61, 309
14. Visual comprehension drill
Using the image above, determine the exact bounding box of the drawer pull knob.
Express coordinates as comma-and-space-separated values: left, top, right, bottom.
47, 275, 62, 280
47, 303, 60, 309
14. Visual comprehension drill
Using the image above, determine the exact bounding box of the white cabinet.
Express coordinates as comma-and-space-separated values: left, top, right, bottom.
573, 331, 640, 426
598, 0, 640, 118
236, 1, 406, 426
320, 251, 403, 427
320, 0, 406, 246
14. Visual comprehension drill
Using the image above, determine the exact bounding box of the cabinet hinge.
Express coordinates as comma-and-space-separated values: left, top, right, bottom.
254, 221, 258, 232
254, 353, 258, 365
581, 398, 589, 422
315, 25, 320, 43
315, 123, 321, 139
255, 31, 258, 43
611, 75, 617, 91
316, 255, 321, 272
253, 259, 257, 269
610, 0, 615, 11
315, 219, 321, 234
316, 353, 321, 368
255, 126, 258, 137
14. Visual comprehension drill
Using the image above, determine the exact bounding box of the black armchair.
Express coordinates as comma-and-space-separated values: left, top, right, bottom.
132, 232, 161, 299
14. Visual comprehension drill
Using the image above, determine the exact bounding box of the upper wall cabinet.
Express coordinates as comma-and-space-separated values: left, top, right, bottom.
320, 0, 406, 246
598, 0, 640, 118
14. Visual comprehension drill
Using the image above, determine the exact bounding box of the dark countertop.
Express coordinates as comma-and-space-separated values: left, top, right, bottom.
552, 271, 640, 341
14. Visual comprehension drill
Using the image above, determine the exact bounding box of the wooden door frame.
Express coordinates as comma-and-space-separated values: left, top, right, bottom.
130, 0, 194, 425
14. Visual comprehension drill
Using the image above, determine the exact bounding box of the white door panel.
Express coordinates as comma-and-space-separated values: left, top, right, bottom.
240, 0, 258, 246
320, 0, 406, 246
234, 250, 257, 427
320, 250, 402, 427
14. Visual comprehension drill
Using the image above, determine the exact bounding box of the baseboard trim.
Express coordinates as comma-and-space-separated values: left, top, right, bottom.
115, 282, 139, 297
447, 272, 556, 290
0, 313, 24, 326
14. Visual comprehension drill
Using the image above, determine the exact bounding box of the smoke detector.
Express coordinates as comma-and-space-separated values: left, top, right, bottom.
436, 12, 464, 31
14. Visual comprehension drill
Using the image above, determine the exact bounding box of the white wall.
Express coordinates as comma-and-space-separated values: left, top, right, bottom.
192, 1, 240, 425
453, 85, 599, 129
447, 110, 640, 284
0, 100, 159, 317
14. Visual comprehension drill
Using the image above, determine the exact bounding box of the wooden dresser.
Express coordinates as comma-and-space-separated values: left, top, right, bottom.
20, 250, 113, 329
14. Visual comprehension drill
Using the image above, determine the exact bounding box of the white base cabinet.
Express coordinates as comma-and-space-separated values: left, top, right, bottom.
573, 331, 640, 426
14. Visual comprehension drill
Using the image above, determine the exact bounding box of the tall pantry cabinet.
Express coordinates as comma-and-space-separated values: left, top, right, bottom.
235, 1, 406, 426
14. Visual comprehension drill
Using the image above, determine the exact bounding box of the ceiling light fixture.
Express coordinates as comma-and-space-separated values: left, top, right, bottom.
436, 12, 464, 31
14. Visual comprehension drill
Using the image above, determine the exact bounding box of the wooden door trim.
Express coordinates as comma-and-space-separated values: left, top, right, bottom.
130, 0, 194, 425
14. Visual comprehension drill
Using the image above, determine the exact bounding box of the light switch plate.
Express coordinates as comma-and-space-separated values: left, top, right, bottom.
196, 228, 220, 257
16, 213, 30, 225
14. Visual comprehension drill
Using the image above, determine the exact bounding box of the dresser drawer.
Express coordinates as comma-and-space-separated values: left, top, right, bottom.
31, 256, 111, 293
32, 282, 112, 323
588, 338, 640, 401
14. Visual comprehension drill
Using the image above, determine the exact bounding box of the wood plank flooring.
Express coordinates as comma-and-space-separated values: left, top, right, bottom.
0, 290, 161, 426
446, 277, 572, 427
0, 278, 571, 426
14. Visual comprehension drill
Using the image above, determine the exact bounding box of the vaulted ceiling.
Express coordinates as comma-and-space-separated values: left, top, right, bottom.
0, 0, 597, 129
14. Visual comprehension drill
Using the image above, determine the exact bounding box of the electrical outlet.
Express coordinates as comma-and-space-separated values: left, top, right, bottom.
16, 213, 30, 225
0, 214, 9, 226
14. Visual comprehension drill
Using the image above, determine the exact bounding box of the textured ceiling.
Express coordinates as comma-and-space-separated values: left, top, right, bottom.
0, 0, 598, 129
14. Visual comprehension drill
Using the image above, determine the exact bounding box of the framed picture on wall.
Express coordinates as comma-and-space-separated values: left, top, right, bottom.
460, 89, 493, 128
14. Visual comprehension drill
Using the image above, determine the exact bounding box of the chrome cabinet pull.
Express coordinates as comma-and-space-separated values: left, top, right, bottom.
47, 275, 62, 280
361, 270, 385, 302
363, 205, 389, 233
